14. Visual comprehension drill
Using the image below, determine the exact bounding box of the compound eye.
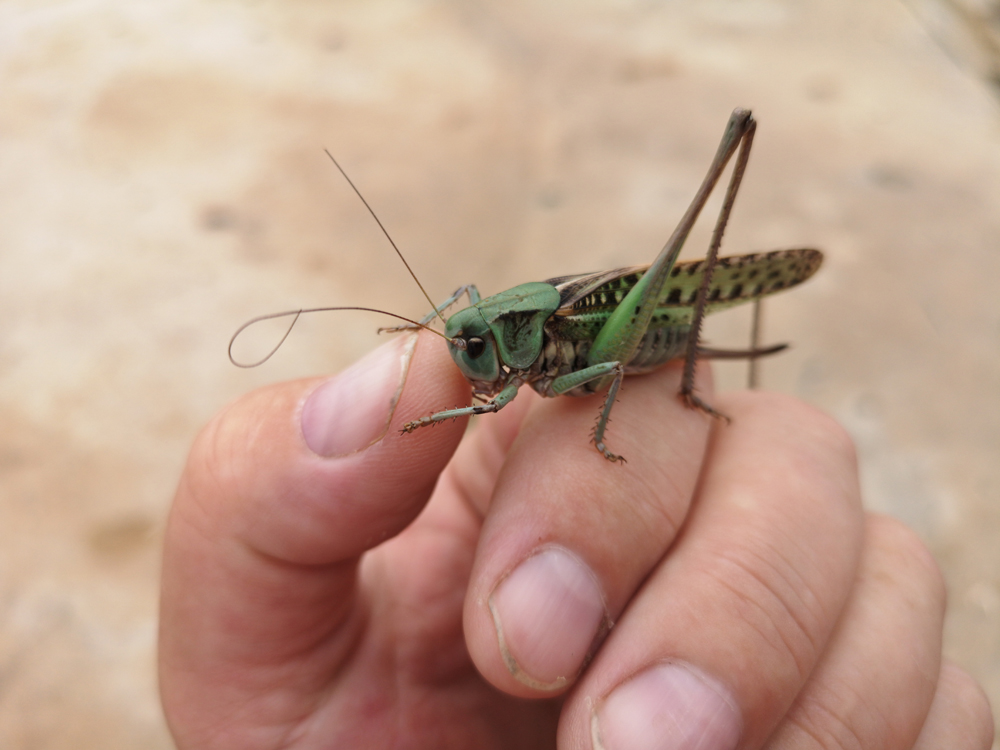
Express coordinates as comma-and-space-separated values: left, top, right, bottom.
466, 337, 486, 359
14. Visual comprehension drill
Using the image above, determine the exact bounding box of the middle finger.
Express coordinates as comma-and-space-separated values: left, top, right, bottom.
463, 361, 714, 695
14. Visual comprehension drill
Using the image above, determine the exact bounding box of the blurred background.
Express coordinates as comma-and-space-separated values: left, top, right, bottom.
1, 0, 998, 746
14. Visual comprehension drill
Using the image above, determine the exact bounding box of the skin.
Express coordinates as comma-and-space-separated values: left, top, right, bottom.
159, 331, 994, 749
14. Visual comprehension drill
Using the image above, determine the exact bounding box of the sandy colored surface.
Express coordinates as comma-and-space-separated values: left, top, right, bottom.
1, 0, 998, 746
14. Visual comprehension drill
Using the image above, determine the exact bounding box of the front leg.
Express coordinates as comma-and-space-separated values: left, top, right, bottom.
402, 380, 519, 433
552, 361, 626, 463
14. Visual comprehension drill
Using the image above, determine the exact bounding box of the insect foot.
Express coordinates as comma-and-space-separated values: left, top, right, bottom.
681, 392, 732, 424
592, 437, 627, 464
400, 418, 428, 433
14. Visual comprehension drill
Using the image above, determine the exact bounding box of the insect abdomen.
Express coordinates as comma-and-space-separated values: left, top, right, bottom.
625, 324, 690, 373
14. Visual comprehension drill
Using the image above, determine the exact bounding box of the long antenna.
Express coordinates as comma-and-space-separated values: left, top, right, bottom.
228, 306, 464, 368
324, 150, 446, 325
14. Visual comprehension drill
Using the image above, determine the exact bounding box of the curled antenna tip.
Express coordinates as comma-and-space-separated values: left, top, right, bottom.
229, 309, 302, 368
229, 306, 454, 368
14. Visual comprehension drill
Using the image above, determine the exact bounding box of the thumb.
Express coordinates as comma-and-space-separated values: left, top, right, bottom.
159, 330, 469, 746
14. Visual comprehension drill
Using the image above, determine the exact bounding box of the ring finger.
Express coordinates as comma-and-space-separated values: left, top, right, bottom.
557, 390, 865, 748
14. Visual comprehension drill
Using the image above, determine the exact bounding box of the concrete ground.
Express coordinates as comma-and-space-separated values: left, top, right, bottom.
1, 0, 998, 746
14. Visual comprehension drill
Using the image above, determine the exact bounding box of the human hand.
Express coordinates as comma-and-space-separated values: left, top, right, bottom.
159, 331, 993, 749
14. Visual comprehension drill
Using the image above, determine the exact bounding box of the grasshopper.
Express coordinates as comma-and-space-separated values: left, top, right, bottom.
232, 109, 821, 462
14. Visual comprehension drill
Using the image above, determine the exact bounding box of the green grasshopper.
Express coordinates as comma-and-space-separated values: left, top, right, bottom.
232, 109, 821, 462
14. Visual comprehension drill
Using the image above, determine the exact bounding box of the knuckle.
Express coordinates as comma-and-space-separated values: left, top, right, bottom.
774, 702, 869, 750
915, 662, 996, 750
938, 662, 996, 748
737, 391, 860, 481
706, 544, 826, 683
864, 514, 946, 612
812, 412, 857, 468
788, 397, 858, 470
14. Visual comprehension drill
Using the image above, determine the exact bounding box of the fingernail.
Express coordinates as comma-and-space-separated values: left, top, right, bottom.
592, 662, 741, 750
488, 547, 607, 690
301, 334, 417, 457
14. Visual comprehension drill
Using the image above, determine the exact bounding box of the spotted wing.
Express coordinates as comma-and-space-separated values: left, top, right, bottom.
549, 248, 823, 321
